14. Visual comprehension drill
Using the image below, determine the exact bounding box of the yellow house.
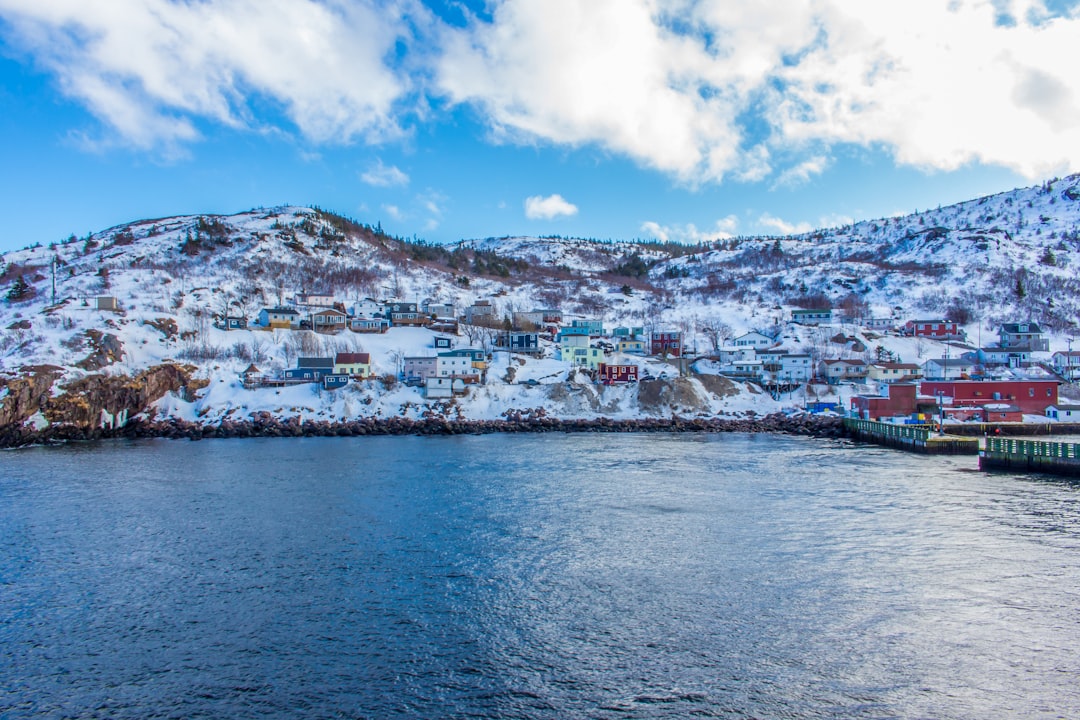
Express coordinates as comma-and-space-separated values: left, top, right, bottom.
334, 352, 371, 377
867, 362, 922, 383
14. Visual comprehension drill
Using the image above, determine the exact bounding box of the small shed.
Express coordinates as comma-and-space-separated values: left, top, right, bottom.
96, 296, 119, 311
322, 374, 350, 390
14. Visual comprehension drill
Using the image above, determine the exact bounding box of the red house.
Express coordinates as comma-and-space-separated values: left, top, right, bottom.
903, 319, 963, 339
920, 380, 1058, 415
650, 331, 683, 357
850, 383, 919, 420
598, 363, 639, 385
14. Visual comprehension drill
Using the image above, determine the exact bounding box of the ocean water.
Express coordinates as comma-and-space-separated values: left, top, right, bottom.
2, 433, 1079, 719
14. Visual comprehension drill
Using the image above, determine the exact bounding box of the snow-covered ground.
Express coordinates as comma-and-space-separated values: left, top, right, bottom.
2, 176, 1079, 428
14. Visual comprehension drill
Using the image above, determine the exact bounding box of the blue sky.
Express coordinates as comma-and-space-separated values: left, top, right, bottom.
1, 0, 1077, 254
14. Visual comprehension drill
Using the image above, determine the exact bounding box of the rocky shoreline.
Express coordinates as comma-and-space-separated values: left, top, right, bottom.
1, 413, 846, 448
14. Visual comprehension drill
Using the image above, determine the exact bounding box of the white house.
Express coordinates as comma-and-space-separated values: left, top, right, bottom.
436, 354, 476, 378
821, 358, 868, 383
425, 376, 465, 398
1046, 404, 1080, 421
733, 331, 775, 349
350, 299, 384, 318
1051, 351, 1080, 381
724, 359, 764, 379
295, 292, 336, 307
923, 357, 976, 381
716, 347, 757, 364
778, 353, 813, 382
792, 308, 833, 325
867, 362, 922, 383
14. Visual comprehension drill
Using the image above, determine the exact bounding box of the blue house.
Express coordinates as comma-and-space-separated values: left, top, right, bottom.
496, 331, 541, 354
322, 374, 350, 390
571, 319, 604, 337
283, 357, 334, 382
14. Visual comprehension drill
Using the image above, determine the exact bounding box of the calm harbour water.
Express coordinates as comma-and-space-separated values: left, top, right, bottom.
2, 433, 1079, 719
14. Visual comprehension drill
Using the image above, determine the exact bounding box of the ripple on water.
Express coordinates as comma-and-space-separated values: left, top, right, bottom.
1, 434, 1079, 719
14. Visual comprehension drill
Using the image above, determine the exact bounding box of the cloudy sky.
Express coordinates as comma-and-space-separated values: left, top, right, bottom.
1, 0, 1078, 253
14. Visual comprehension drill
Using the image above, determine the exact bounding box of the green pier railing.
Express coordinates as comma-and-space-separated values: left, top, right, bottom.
984, 437, 1080, 460
844, 418, 978, 455
845, 418, 930, 443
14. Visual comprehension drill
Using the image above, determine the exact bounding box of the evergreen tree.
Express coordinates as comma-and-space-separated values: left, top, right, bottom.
1040, 247, 1057, 266
1015, 276, 1026, 299
6, 274, 30, 301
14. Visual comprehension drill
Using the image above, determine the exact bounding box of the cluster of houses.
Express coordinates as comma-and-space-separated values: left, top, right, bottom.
250, 294, 460, 335
228, 291, 1079, 416
850, 379, 1080, 424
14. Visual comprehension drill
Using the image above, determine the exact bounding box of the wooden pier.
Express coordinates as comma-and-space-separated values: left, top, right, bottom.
843, 418, 979, 455
980, 437, 1080, 477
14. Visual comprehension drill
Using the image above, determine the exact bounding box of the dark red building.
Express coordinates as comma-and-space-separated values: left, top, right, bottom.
650, 331, 683, 357
920, 380, 1058, 414
904, 319, 962, 338
598, 363, 639, 385
850, 383, 919, 420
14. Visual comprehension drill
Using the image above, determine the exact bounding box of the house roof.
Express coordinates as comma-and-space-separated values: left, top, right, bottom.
263, 306, 299, 315
243, 364, 261, 374
824, 358, 866, 366
297, 357, 334, 368
926, 358, 975, 367
313, 308, 347, 317
1000, 322, 1044, 334
793, 307, 832, 313
1050, 404, 1080, 411
980, 346, 1029, 353
335, 352, 370, 365
874, 362, 921, 370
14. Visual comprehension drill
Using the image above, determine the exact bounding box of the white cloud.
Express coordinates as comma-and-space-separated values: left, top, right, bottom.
641, 215, 738, 243
361, 159, 409, 187
382, 204, 403, 220
758, 213, 813, 235
437, 0, 1080, 180
524, 194, 578, 220
772, 155, 831, 189
3, 0, 1080, 180
0, 0, 411, 151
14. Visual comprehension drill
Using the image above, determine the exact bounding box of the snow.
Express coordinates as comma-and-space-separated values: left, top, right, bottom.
2, 178, 1078, 428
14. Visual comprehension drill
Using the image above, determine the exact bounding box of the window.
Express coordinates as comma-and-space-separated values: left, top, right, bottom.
1029, 388, 1035, 397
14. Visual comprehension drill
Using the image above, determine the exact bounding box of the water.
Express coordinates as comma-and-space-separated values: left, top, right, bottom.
3, 434, 1080, 719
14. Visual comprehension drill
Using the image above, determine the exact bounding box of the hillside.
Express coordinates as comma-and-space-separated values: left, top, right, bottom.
1, 175, 1078, 441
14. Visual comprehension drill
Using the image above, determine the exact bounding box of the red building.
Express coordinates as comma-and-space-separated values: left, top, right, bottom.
904, 319, 962, 338
650, 331, 683, 357
851, 383, 919, 420
598, 363, 639, 385
920, 380, 1058, 414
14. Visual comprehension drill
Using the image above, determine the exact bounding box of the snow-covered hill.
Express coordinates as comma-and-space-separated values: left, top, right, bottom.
1, 176, 1078, 436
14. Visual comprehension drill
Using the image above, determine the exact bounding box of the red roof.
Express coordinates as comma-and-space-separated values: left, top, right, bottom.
335, 352, 371, 364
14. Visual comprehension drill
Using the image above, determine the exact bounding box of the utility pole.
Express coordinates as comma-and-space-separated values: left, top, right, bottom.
50, 256, 57, 305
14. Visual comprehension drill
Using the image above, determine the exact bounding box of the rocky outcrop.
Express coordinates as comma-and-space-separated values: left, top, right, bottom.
0, 363, 204, 447
0, 365, 64, 428
637, 377, 711, 414
75, 330, 125, 370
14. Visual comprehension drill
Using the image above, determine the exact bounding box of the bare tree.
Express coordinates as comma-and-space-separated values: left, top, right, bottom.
699, 318, 734, 353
